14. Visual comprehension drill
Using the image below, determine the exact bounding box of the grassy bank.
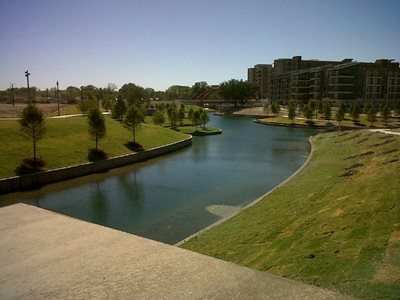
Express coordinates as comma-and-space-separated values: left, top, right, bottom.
182, 130, 400, 299
258, 115, 400, 129
0, 116, 187, 178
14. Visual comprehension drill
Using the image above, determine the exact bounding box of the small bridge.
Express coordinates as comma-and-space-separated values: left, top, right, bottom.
195, 87, 219, 101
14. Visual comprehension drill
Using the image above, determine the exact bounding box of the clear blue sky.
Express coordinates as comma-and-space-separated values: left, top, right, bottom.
1, 0, 399, 91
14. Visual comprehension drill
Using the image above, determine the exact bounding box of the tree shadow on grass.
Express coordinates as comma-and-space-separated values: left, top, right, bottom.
353, 121, 366, 127
88, 148, 108, 162
124, 142, 144, 152
305, 120, 315, 126
15, 158, 46, 176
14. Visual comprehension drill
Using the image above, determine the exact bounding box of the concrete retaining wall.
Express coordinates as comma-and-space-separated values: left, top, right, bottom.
0, 137, 192, 194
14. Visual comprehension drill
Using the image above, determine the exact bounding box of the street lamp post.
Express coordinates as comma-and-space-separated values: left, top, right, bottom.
57, 81, 60, 116
25, 70, 31, 104
10, 83, 15, 107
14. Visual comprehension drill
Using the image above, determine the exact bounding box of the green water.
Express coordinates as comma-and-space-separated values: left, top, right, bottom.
3, 115, 316, 244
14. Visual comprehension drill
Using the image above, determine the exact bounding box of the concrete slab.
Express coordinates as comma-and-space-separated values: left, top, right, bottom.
0, 204, 352, 299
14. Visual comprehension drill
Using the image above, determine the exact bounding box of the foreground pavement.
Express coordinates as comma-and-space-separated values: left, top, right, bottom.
0, 204, 352, 299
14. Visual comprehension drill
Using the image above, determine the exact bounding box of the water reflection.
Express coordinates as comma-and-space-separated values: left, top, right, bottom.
90, 181, 108, 224
5, 114, 315, 244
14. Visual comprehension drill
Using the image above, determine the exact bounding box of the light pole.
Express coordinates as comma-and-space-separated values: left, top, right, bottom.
56, 81, 60, 116
25, 70, 31, 104
10, 83, 15, 107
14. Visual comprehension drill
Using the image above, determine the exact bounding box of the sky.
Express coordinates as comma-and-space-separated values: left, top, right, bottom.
0, 0, 399, 91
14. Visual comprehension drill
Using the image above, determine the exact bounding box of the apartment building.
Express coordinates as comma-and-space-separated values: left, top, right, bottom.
251, 56, 342, 102
247, 64, 273, 99
253, 56, 400, 104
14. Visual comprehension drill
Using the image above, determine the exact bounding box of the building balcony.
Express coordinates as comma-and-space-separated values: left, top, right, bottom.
329, 75, 354, 79
328, 83, 354, 86
328, 91, 353, 94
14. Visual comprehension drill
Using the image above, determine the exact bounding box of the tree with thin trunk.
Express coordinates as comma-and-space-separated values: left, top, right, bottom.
125, 105, 144, 143
178, 107, 185, 126
305, 103, 314, 122
323, 101, 332, 120
88, 107, 106, 151
153, 110, 165, 125
288, 101, 296, 124
395, 101, 400, 117
336, 105, 345, 130
192, 110, 201, 131
200, 110, 209, 129
380, 103, 390, 125
363, 102, 372, 114
20, 104, 46, 160
263, 103, 270, 116
271, 102, 280, 117
188, 108, 194, 125
351, 102, 360, 121
367, 108, 377, 127
111, 97, 127, 120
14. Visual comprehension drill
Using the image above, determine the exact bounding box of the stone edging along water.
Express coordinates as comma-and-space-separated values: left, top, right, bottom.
175, 135, 315, 246
0, 136, 192, 195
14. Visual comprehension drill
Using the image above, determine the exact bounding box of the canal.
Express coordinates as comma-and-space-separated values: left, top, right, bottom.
2, 114, 315, 244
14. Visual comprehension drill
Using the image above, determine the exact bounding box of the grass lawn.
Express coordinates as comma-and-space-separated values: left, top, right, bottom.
182, 130, 400, 299
0, 116, 188, 178
258, 114, 400, 129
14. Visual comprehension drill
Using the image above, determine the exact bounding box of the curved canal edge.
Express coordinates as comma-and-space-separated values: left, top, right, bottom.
0, 136, 192, 194
175, 135, 315, 247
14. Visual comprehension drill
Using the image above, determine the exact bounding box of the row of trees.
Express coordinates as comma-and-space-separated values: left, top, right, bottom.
2, 78, 259, 107
1, 81, 218, 104
265, 100, 398, 128
18, 100, 148, 173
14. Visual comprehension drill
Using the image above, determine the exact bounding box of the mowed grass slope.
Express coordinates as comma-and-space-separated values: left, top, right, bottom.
182, 130, 400, 299
0, 116, 187, 178
258, 115, 400, 129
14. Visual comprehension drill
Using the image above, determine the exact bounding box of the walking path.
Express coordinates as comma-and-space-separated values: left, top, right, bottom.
369, 128, 400, 135
0, 204, 352, 299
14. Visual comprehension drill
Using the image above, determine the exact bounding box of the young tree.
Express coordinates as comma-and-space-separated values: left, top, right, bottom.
87, 107, 106, 151
323, 101, 332, 120
263, 102, 270, 115
339, 102, 347, 115
380, 103, 391, 125
111, 97, 127, 120
168, 109, 178, 129
271, 102, 280, 117
363, 102, 372, 114
200, 110, 209, 129
367, 108, 377, 126
298, 101, 305, 116
125, 105, 144, 143
351, 102, 360, 121
304, 103, 314, 122
192, 110, 201, 131
77, 98, 91, 115
317, 100, 324, 117
153, 110, 165, 125
395, 101, 400, 117
288, 101, 296, 124
308, 100, 317, 119
188, 108, 194, 125
20, 104, 46, 160
178, 107, 185, 126
336, 105, 345, 130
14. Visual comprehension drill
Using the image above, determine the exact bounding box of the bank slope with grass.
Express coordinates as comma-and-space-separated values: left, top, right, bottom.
0, 116, 187, 178
182, 130, 400, 299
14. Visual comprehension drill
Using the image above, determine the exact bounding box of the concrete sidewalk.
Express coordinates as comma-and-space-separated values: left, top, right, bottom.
0, 204, 352, 299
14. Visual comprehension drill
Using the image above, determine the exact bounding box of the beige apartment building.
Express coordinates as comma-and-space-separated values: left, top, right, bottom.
249, 56, 400, 104
247, 64, 273, 99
